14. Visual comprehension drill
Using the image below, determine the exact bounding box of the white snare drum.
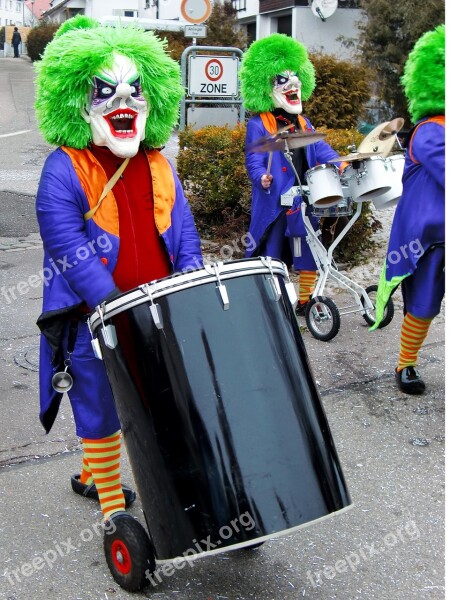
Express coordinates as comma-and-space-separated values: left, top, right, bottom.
312, 197, 354, 218
348, 156, 391, 203
305, 164, 344, 208
371, 154, 405, 210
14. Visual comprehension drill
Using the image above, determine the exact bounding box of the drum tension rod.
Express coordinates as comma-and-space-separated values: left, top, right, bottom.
87, 317, 103, 360
141, 284, 164, 329
213, 262, 230, 310
261, 256, 282, 301
96, 303, 118, 349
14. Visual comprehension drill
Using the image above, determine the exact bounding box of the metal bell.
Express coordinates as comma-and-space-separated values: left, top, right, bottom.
51, 366, 74, 393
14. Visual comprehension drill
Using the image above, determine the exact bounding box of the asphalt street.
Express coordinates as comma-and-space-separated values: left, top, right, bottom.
0, 57, 445, 600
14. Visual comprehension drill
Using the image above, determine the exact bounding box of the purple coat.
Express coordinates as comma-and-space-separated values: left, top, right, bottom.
36, 147, 203, 432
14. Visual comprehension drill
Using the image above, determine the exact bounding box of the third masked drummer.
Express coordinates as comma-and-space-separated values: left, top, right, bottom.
239, 34, 348, 315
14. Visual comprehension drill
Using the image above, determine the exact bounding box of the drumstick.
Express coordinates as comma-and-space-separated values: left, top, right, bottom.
266, 152, 273, 177
266, 124, 291, 178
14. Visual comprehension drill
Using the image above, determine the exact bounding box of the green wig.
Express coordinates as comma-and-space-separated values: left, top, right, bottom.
401, 24, 445, 123
35, 15, 183, 149
239, 34, 316, 113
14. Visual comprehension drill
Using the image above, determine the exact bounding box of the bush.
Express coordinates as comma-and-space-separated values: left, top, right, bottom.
178, 124, 380, 266
178, 124, 251, 242
306, 53, 372, 129
27, 23, 59, 62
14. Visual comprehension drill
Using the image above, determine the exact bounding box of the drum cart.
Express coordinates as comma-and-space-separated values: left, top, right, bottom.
277, 143, 394, 342
299, 188, 395, 342
88, 258, 352, 591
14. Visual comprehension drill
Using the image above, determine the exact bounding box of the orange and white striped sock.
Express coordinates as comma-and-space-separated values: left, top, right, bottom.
298, 270, 317, 304
397, 312, 432, 371
81, 431, 125, 520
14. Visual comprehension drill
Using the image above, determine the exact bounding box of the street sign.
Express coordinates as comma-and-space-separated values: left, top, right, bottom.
188, 56, 239, 96
184, 24, 207, 38
181, 0, 212, 24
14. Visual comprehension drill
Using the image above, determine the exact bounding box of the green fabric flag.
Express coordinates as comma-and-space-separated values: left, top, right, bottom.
369, 262, 406, 331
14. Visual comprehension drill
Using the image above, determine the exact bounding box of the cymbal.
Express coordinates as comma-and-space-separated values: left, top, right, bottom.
328, 151, 381, 163
247, 131, 326, 153
379, 117, 405, 140
357, 118, 404, 157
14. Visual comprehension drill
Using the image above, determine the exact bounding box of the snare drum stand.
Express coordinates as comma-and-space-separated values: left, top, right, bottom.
284, 149, 392, 341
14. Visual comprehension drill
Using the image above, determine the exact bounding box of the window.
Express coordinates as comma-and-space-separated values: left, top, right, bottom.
16, 1, 21, 11
277, 15, 292, 36
232, 0, 246, 11
338, 0, 361, 7
112, 9, 138, 18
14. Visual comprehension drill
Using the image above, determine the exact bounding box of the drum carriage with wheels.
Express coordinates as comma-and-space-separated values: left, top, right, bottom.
88, 257, 352, 592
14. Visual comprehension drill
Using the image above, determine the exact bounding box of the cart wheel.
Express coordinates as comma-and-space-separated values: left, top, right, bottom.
104, 513, 155, 592
361, 284, 394, 328
305, 296, 341, 342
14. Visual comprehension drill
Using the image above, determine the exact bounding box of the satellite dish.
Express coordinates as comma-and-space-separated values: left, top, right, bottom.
311, 0, 338, 21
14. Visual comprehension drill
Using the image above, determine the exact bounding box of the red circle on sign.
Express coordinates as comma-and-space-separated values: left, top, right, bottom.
180, 0, 211, 24
205, 59, 223, 82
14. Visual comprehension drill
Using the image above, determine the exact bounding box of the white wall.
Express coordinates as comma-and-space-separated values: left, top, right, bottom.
0, 0, 24, 26
83, 0, 139, 19
294, 8, 360, 59
250, 7, 361, 60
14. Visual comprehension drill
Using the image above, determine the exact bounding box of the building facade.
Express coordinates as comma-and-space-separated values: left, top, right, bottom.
0, 0, 24, 27
41, 0, 361, 59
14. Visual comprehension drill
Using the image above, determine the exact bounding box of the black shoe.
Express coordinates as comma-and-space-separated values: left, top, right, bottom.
295, 302, 308, 317
395, 366, 426, 395
71, 474, 137, 508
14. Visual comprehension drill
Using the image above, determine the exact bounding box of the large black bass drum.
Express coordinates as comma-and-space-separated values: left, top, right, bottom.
88, 258, 351, 588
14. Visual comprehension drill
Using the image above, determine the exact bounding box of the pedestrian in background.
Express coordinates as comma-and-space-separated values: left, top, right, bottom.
11, 27, 21, 58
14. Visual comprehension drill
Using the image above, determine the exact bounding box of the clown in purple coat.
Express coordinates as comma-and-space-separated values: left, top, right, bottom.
34, 16, 202, 521
239, 34, 347, 314
371, 25, 445, 395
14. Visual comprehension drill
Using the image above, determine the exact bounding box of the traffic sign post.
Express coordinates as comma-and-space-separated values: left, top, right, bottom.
180, 0, 211, 24
184, 24, 207, 38
188, 55, 239, 97
180, 45, 244, 130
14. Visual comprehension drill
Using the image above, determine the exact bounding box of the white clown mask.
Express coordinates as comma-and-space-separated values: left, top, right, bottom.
82, 54, 148, 158
271, 71, 303, 115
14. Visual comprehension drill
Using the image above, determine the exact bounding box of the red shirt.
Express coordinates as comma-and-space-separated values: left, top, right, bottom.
89, 145, 171, 292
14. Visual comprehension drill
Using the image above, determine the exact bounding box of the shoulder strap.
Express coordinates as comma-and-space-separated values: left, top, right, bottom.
83, 157, 130, 221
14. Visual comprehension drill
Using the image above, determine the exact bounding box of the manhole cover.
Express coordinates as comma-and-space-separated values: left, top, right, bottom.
14, 344, 39, 371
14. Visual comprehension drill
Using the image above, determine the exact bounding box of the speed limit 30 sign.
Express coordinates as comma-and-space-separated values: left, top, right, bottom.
188, 55, 239, 96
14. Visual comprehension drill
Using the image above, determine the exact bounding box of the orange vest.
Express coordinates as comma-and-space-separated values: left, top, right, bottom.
62, 147, 176, 237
